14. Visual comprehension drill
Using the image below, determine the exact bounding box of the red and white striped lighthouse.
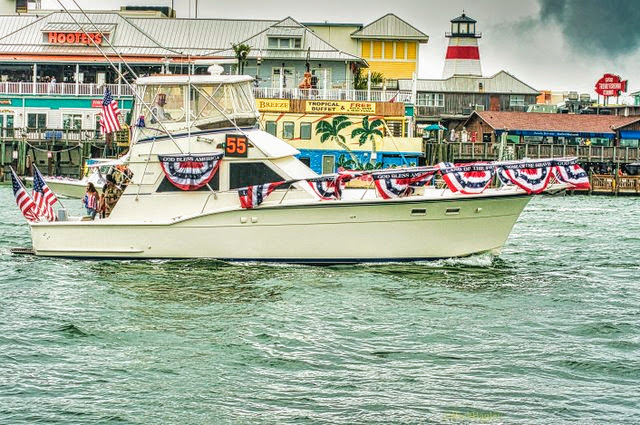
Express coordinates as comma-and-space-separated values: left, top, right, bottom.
442, 13, 482, 78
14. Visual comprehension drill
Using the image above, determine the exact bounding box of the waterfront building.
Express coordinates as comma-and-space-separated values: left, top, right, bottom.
257, 99, 421, 173
0, 7, 428, 177
306, 14, 428, 85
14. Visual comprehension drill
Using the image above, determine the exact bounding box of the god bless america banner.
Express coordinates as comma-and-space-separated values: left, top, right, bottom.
158, 153, 223, 191
553, 158, 591, 189
307, 172, 361, 200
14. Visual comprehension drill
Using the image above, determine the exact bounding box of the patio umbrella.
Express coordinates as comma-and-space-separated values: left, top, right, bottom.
425, 123, 447, 131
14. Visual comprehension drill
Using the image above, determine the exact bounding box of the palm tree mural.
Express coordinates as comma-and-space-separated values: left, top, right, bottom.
315, 116, 357, 162
351, 116, 385, 160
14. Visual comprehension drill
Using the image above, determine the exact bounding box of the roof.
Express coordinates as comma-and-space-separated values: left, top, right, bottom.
0, 12, 365, 63
631, 91, 640, 96
398, 71, 539, 94
350, 13, 428, 42
451, 13, 476, 23
466, 111, 640, 134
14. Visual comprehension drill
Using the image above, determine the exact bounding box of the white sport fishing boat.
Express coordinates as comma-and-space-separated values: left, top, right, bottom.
23, 70, 588, 263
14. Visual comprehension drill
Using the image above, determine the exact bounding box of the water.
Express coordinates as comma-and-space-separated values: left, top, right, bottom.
0, 186, 638, 424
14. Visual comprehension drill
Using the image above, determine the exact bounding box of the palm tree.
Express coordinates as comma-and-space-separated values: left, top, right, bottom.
231, 43, 251, 75
315, 116, 357, 162
353, 69, 385, 90
351, 116, 385, 160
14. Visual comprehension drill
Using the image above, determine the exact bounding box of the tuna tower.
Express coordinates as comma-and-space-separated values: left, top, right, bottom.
442, 12, 482, 78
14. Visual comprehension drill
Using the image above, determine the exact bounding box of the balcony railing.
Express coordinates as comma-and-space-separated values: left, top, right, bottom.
0, 81, 134, 96
0, 128, 102, 142
0, 81, 414, 103
252, 87, 413, 102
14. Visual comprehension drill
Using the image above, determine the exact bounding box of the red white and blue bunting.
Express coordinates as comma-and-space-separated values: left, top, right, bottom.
307, 172, 360, 200
238, 181, 285, 209
372, 170, 436, 199
158, 153, 223, 191
553, 158, 591, 189
500, 160, 554, 194
438, 162, 496, 194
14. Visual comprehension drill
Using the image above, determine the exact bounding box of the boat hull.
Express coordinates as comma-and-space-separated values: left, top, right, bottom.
29, 194, 531, 263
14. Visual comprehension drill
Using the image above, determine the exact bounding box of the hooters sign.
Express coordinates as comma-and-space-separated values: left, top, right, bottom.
595, 73, 627, 97
47, 32, 104, 45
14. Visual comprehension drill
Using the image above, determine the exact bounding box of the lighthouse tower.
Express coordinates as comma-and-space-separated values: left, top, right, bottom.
442, 13, 482, 78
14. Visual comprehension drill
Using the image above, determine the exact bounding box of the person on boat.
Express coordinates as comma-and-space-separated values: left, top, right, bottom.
150, 93, 172, 124
98, 185, 107, 219
82, 182, 99, 219
103, 174, 122, 217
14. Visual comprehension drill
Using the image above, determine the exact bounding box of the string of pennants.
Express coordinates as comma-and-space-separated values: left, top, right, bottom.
156, 154, 590, 210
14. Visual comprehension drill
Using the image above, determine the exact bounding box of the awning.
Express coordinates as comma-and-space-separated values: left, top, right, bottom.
495, 129, 615, 139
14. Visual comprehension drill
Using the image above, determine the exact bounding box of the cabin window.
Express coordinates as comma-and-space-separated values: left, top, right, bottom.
282, 121, 294, 139
265, 121, 277, 136
62, 113, 82, 130
156, 172, 219, 192
229, 162, 287, 189
300, 122, 312, 139
27, 113, 47, 129
299, 157, 311, 167
510, 95, 525, 107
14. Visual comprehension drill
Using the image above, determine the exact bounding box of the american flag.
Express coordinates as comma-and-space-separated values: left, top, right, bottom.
32, 165, 58, 221
238, 181, 285, 209
10, 168, 39, 222
100, 88, 122, 135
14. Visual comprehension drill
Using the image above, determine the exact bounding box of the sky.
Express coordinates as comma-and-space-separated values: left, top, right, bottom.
42, 0, 640, 100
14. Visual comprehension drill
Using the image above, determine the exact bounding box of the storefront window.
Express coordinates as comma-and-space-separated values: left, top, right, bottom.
282, 121, 294, 139
62, 114, 82, 130
300, 122, 311, 139
27, 113, 47, 129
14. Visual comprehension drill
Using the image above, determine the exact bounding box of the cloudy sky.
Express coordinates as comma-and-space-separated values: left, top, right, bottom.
44, 0, 640, 99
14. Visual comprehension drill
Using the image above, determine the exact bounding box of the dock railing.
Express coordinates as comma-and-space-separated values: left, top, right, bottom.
425, 142, 640, 163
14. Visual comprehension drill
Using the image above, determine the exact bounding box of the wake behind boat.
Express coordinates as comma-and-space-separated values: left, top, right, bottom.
11, 70, 590, 263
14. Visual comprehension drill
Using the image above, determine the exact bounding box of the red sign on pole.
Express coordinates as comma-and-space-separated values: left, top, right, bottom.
595, 73, 627, 97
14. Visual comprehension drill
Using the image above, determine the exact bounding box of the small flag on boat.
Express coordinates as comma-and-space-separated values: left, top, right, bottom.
238, 181, 285, 209
10, 168, 38, 222
100, 88, 122, 135
136, 115, 145, 128
372, 169, 436, 199
32, 165, 58, 222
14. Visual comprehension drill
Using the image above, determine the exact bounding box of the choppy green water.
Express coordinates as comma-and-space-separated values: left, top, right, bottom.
0, 186, 638, 424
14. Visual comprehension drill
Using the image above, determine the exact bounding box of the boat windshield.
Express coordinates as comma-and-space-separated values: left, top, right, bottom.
139, 82, 258, 135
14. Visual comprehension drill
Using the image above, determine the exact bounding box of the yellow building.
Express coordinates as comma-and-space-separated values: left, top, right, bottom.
351, 14, 428, 81
305, 14, 429, 84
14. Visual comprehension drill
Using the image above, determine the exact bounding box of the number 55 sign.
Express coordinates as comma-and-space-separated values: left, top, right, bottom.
225, 134, 249, 157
